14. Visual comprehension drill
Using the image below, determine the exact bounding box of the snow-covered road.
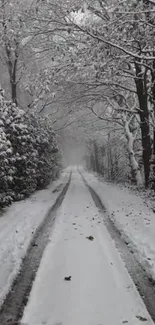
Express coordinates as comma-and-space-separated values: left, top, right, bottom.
22, 168, 154, 325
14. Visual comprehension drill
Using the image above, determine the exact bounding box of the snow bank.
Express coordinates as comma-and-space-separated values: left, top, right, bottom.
0, 168, 70, 307
83, 169, 155, 282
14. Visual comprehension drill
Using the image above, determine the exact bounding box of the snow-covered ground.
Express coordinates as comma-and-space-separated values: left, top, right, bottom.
22, 169, 153, 325
0, 168, 70, 307
83, 169, 155, 282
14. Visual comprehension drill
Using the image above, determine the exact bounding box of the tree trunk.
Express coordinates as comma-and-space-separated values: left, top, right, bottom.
5, 42, 18, 105
11, 58, 18, 105
135, 62, 151, 188
93, 142, 99, 173
123, 115, 143, 186
143, 0, 155, 187
150, 57, 155, 189
11, 81, 17, 105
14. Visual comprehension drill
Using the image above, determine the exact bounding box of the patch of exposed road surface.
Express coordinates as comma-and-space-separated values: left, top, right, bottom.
21, 168, 154, 325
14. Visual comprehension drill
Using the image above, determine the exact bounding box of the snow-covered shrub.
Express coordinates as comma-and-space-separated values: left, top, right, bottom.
27, 115, 60, 189
0, 130, 14, 207
0, 89, 61, 208
0, 92, 14, 207
0, 99, 37, 199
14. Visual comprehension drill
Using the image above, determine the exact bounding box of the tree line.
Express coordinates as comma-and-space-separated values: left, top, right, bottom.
1, 0, 155, 191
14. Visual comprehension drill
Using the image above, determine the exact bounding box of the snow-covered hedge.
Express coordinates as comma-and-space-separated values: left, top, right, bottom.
0, 89, 61, 208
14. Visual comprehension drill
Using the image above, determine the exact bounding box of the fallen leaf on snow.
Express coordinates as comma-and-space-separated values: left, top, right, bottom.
64, 276, 72, 281
32, 243, 38, 247
136, 315, 147, 322
86, 235, 94, 241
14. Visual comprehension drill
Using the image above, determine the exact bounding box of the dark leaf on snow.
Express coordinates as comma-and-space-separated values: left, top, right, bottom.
136, 315, 147, 321
32, 243, 38, 247
86, 235, 94, 241
64, 276, 72, 281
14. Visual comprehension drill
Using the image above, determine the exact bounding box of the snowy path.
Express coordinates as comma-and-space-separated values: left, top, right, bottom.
22, 169, 154, 325
0, 168, 70, 307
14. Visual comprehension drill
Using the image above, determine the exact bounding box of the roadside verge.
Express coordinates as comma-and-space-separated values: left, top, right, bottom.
82, 169, 155, 284
0, 168, 71, 309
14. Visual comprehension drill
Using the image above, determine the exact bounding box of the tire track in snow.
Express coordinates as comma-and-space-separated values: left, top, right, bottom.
0, 173, 71, 325
80, 169, 155, 323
